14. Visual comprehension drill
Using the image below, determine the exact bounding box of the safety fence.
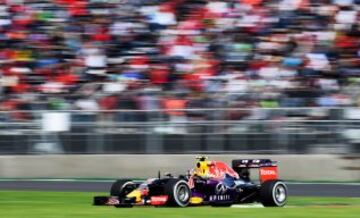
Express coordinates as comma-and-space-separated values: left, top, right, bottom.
0, 107, 359, 154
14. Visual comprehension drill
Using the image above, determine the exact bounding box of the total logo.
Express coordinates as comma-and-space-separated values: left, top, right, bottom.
260, 169, 276, 175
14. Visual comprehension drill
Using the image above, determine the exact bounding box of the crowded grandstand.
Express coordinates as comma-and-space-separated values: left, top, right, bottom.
0, 0, 359, 116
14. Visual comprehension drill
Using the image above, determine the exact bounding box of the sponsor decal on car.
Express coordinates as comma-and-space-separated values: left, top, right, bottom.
150, 195, 168, 206
260, 169, 276, 175
190, 197, 203, 204
188, 176, 195, 189
209, 194, 231, 201
208, 161, 240, 180
215, 183, 228, 194
259, 166, 278, 183
106, 197, 120, 205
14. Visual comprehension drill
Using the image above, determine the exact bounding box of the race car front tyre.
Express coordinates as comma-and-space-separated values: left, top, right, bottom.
260, 180, 288, 207
164, 179, 191, 207
110, 179, 135, 197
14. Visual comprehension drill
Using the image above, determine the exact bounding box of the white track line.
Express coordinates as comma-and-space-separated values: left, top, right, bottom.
231, 204, 264, 208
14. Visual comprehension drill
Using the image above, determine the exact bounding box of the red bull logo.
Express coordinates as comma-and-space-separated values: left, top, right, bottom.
195, 158, 239, 180
208, 161, 239, 179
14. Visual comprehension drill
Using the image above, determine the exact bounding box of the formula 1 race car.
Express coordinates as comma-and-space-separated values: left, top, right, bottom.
93, 157, 288, 207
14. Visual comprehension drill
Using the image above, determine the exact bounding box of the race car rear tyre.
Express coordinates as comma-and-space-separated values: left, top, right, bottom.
164, 179, 191, 207
260, 180, 287, 207
110, 179, 135, 197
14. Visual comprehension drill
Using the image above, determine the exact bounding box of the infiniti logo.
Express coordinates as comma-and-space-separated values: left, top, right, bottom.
215, 183, 228, 194
209, 195, 231, 201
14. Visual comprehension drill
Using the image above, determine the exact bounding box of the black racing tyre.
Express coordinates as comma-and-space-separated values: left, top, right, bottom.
164, 179, 191, 207
110, 179, 135, 197
260, 180, 288, 207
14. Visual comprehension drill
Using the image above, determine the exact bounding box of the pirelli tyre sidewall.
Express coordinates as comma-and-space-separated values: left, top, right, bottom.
165, 179, 191, 207
260, 180, 288, 207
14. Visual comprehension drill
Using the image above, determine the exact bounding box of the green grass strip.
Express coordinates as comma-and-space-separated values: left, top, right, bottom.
0, 191, 359, 218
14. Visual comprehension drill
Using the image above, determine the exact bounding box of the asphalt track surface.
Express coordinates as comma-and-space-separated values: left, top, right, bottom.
0, 181, 360, 197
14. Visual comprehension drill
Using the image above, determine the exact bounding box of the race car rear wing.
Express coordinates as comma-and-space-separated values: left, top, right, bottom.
232, 159, 278, 183
232, 159, 277, 168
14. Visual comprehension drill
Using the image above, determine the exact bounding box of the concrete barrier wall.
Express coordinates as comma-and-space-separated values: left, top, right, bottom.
0, 155, 359, 181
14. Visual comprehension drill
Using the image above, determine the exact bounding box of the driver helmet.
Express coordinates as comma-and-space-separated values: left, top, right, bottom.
195, 156, 211, 178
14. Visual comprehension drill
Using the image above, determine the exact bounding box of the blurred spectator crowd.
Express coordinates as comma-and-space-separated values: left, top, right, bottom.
0, 0, 359, 121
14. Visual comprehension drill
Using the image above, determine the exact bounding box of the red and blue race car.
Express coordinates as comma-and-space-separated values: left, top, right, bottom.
93, 156, 288, 207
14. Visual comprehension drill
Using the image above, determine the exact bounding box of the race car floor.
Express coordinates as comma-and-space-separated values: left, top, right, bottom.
0, 180, 359, 197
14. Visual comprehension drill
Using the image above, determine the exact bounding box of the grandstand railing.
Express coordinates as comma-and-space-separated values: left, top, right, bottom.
0, 108, 359, 154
